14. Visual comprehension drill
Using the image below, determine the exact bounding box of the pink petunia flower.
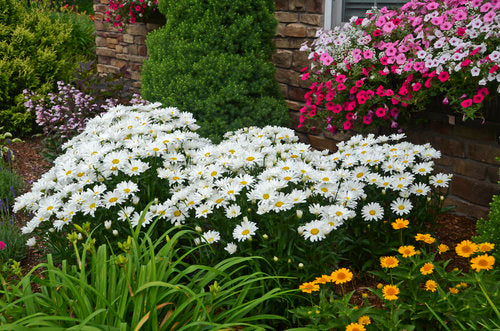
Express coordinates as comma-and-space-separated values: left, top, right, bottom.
438, 71, 449, 82
484, 10, 496, 23
0, 241, 6, 250
343, 120, 353, 130
363, 115, 373, 125
473, 94, 484, 103
301, 73, 310, 81
320, 52, 334, 66
375, 108, 386, 117
461, 99, 473, 108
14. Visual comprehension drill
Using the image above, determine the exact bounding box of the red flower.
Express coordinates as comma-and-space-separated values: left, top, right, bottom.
457, 27, 466, 36
373, 29, 382, 36
461, 58, 471, 67
473, 94, 484, 103
343, 121, 353, 130
438, 71, 449, 82
363, 115, 372, 125
301, 73, 310, 81
412, 82, 421, 91
461, 99, 473, 108
355, 18, 363, 25
490, 65, 499, 73
375, 108, 386, 117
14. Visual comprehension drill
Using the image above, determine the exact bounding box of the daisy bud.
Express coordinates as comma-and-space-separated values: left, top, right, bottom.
296, 210, 303, 219
154, 198, 159, 204
307, 311, 313, 315
132, 196, 140, 205
273, 256, 279, 262
105, 220, 112, 230
243, 216, 249, 222
427, 197, 431, 202
77, 233, 83, 241
248, 236, 253, 242
298, 263, 304, 269
195, 226, 202, 232
315, 310, 320, 314
440, 195, 444, 201
150, 205, 157, 213
263, 234, 269, 240
49, 228, 55, 233
247, 208, 251, 212
113, 230, 119, 236
288, 259, 292, 263
194, 238, 201, 245
382, 189, 386, 195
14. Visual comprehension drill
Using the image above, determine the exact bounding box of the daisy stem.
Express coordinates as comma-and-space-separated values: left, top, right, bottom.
475, 273, 500, 320
399, 229, 403, 245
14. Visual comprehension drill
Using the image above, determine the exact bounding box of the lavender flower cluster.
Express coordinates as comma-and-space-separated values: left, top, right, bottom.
23, 82, 147, 140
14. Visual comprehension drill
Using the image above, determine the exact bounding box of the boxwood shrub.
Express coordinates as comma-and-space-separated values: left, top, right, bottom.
141, 0, 289, 142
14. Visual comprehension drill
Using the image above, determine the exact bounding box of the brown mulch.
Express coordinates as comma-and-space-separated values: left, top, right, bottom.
10, 136, 51, 276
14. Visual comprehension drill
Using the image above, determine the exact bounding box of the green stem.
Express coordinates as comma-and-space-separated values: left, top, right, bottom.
476, 273, 500, 320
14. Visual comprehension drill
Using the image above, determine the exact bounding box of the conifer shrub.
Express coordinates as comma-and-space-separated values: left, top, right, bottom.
141, 0, 288, 142
0, 0, 95, 135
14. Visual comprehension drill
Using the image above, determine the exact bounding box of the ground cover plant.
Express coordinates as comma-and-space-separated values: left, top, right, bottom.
13, 103, 450, 280
0, 0, 95, 135
0, 223, 288, 329
293, 227, 498, 330
141, 0, 289, 142
299, 0, 499, 134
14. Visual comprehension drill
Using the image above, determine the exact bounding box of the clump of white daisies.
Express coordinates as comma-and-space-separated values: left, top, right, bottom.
14, 103, 451, 255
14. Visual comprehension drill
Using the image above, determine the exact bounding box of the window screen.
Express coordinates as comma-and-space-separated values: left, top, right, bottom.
342, 0, 408, 22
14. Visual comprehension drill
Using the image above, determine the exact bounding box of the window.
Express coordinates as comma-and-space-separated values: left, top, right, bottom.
324, 0, 409, 29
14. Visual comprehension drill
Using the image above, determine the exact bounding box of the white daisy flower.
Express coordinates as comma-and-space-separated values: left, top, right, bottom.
361, 202, 384, 221
224, 242, 237, 255
429, 173, 452, 188
302, 220, 327, 242
202, 230, 220, 244
233, 219, 258, 242
390, 198, 413, 216
225, 204, 241, 218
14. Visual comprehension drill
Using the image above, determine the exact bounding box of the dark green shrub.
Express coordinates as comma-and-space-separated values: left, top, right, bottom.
142, 0, 289, 142
0, 0, 95, 135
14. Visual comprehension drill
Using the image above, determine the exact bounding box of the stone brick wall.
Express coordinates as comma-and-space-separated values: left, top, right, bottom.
93, 0, 160, 90
272, 0, 324, 144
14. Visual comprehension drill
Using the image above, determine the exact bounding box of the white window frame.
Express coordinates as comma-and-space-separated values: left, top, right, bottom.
324, 0, 405, 30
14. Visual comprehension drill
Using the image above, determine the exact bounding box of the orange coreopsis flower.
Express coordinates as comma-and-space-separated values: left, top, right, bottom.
449, 287, 459, 294
455, 240, 478, 258
391, 218, 409, 230
420, 262, 434, 275
345, 322, 366, 331
425, 279, 438, 292
382, 284, 400, 300
331, 268, 353, 284
398, 245, 417, 258
470, 254, 495, 272
478, 242, 495, 252
299, 281, 320, 293
438, 244, 449, 254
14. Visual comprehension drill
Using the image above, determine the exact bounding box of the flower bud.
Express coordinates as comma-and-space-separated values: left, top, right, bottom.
298, 263, 304, 269
195, 226, 202, 233
262, 234, 269, 240
273, 256, 278, 262
132, 196, 140, 205
440, 195, 444, 201
296, 210, 303, 219
105, 220, 112, 230
113, 230, 119, 236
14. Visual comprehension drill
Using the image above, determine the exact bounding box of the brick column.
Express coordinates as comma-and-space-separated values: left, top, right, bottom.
272, 0, 325, 146
93, 0, 161, 90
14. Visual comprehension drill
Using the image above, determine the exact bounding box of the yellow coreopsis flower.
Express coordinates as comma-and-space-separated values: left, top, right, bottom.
438, 244, 449, 254
345, 322, 366, 331
398, 245, 417, 258
425, 279, 438, 292
455, 240, 478, 258
330, 268, 353, 284
380, 256, 399, 268
391, 218, 409, 230
470, 254, 495, 272
478, 242, 495, 252
382, 284, 400, 300
449, 287, 459, 294
420, 262, 434, 275
299, 281, 319, 293
358, 315, 371, 325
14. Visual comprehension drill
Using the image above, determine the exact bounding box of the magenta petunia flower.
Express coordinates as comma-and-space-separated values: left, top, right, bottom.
375, 108, 386, 117
0, 241, 5, 250
461, 99, 473, 108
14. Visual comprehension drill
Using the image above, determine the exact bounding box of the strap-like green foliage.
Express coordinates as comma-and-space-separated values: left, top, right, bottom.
142, 0, 289, 142
0, 1, 95, 135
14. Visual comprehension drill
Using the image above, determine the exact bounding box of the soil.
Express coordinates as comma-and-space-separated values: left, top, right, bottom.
7, 137, 479, 295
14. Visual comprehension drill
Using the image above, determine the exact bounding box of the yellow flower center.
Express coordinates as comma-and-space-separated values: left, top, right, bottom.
109, 197, 118, 203
112, 159, 120, 164
242, 229, 250, 236
174, 210, 181, 217
310, 228, 319, 235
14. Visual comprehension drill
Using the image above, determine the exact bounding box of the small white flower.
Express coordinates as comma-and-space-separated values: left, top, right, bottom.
26, 237, 36, 247
361, 202, 384, 221
224, 242, 237, 255
113, 230, 119, 236
104, 220, 112, 230
390, 198, 413, 216
202, 230, 220, 244
233, 220, 258, 242
302, 220, 327, 242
